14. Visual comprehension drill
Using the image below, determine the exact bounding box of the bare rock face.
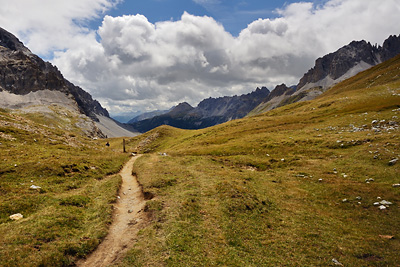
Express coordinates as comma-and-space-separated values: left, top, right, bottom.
194, 86, 270, 120
297, 41, 378, 89
249, 34, 400, 117
297, 35, 400, 91
168, 102, 195, 117
263, 84, 295, 102
380, 35, 400, 62
0, 28, 31, 53
129, 87, 270, 132
0, 27, 109, 121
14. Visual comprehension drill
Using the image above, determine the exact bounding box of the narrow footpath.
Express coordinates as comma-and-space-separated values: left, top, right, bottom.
78, 155, 147, 267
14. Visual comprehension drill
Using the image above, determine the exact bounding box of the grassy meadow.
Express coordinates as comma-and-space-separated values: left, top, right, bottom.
118, 55, 400, 266
0, 54, 399, 266
0, 107, 130, 266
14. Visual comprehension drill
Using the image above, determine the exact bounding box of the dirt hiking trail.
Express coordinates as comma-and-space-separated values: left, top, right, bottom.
78, 155, 147, 267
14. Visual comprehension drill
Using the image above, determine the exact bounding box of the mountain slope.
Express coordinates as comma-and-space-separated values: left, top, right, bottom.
121, 54, 400, 266
0, 27, 108, 120
0, 27, 138, 137
127, 109, 169, 124
248, 84, 296, 115
298, 35, 400, 92
0, 105, 133, 266
1, 42, 399, 266
129, 87, 270, 132
252, 34, 400, 115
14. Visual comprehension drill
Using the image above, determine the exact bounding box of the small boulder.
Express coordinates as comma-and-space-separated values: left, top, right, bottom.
30, 185, 41, 190
332, 258, 343, 266
9, 213, 23, 220
380, 200, 393, 205
389, 158, 398, 166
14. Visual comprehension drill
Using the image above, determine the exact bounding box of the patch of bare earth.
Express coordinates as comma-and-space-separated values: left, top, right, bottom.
77, 155, 148, 267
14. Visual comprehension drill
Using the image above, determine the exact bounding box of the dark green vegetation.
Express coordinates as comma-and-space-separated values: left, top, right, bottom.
0, 108, 129, 266
119, 55, 400, 266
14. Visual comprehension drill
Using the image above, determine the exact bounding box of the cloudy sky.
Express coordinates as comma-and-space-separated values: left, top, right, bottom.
0, 0, 399, 118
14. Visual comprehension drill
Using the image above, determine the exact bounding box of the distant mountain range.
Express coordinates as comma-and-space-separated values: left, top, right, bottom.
128, 87, 270, 132
1, 26, 399, 135
128, 109, 170, 124
0, 27, 137, 138
129, 34, 400, 132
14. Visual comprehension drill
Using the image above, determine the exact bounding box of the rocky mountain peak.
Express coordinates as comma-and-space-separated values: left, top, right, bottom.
250, 34, 400, 117
381, 34, 400, 61
270, 84, 295, 98
168, 102, 194, 117
297, 34, 400, 91
297, 41, 376, 90
258, 84, 295, 105
0, 27, 31, 54
129, 86, 270, 132
0, 27, 109, 121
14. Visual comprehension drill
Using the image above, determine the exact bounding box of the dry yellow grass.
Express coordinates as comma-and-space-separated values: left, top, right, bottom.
119, 55, 400, 266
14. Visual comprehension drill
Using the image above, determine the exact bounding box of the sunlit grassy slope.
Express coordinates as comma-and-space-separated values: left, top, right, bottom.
1, 54, 399, 267
121, 55, 400, 266
0, 107, 130, 266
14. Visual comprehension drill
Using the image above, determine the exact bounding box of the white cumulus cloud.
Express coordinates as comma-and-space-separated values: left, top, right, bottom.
0, 0, 121, 57
1, 0, 399, 116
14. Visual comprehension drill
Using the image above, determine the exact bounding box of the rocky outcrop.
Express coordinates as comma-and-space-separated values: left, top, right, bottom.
250, 34, 400, 116
193, 87, 270, 119
169, 102, 195, 117
129, 87, 270, 132
248, 84, 295, 115
0, 27, 109, 121
263, 84, 296, 103
297, 40, 379, 89
297, 35, 400, 91
0, 28, 31, 54
380, 35, 400, 62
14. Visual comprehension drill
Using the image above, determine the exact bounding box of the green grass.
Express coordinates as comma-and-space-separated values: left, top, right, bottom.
117, 55, 400, 266
0, 108, 129, 266
1, 55, 400, 266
